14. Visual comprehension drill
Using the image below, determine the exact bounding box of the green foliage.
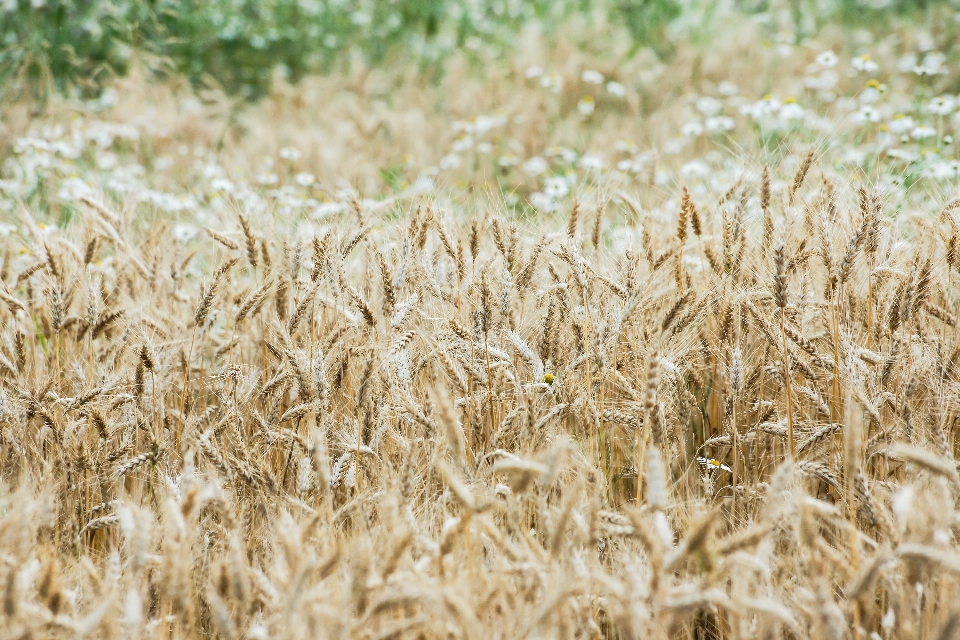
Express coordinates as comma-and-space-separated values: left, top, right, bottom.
379, 162, 407, 192
616, 0, 682, 58
733, 0, 958, 37
3, 0, 602, 99
0, 0, 157, 99
4, 0, 956, 103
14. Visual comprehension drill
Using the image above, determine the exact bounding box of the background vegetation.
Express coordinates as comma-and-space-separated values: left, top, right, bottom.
3, 0, 958, 100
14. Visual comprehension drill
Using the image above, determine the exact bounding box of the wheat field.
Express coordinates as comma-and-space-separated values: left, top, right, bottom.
4, 8, 960, 640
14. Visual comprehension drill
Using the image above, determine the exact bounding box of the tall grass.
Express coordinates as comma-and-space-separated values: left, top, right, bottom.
4, 145, 960, 638
4, 10, 960, 640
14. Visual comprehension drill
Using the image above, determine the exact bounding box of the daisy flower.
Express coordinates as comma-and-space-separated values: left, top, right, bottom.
887, 114, 915, 134
294, 172, 315, 187
581, 69, 604, 84
695, 96, 722, 116
779, 97, 804, 121
681, 121, 704, 137
705, 116, 735, 133
577, 96, 595, 115
697, 457, 732, 472
606, 81, 626, 97
815, 50, 838, 67
717, 81, 739, 96
522, 156, 549, 175
278, 147, 302, 160
928, 95, 956, 116
852, 55, 879, 72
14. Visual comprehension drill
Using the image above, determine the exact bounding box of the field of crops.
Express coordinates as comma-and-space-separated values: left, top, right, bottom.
3, 1, 960, 638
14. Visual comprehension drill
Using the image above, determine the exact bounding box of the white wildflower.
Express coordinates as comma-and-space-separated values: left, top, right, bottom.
779, 99, 804, 121
898, 53, 918, 72
680, 160, 711, 179
928, 95, 956, 116
530, 191, 558, 213
278, 147, 302, 160
853, 105, 882, 124
914, 51, 947, 75
523, 156, 549, 175
542, 176, 569, 199
805, 69, 839, 91
581, 69, 604, 84
577, 96, 595, 115
438, 154, 461, 170
717, 81, 739, 96
606, 81, 626, 97
451, 136, 473, 152
579, 153, 604, 171
295, 172, 315, 187
705, 116, 735, 133
695, 96, 722, 116
852, 55, 879, 72
540, 73, 563, 93
888, 115, 915, 134
663, 138, 685, 154
681, 121, 704, 137
172, 223, 198, 243
815, 50, 839, 67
